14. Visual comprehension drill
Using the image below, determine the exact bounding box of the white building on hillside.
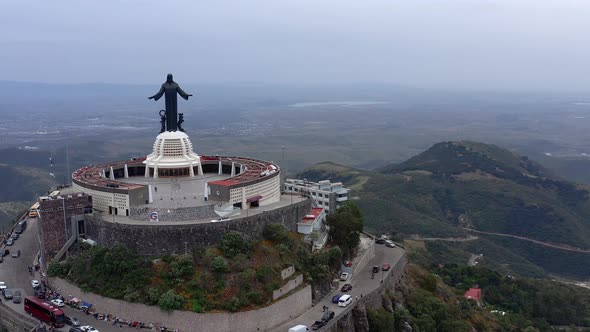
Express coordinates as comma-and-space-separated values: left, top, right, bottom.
297, 207, 328, 251
283, 179, 349, 214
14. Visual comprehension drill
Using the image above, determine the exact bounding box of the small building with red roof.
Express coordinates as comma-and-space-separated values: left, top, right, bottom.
464, 288, 482, 306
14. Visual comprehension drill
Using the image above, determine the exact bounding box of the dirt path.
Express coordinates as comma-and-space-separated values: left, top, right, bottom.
463, 228, 590, 253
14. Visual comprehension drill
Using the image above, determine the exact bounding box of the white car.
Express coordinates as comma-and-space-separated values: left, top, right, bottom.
340, 272, 349, 281
0, 282, 6, 290
80, 326, 100, 332
31, 280, 40, 288
51, 299, 65, 307
385, 240, 396, 248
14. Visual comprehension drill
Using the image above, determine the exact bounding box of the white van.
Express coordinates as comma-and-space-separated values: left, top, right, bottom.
338, 294, 352, 307
288, 325, 309, 332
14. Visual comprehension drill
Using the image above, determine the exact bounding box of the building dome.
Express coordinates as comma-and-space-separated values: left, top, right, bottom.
144, 131, 202, 177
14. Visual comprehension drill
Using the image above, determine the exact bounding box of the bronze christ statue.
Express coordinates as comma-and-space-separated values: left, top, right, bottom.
148, 73, 193, 132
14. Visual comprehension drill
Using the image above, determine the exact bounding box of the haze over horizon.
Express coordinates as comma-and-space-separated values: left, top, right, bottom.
1, 1, 590, 93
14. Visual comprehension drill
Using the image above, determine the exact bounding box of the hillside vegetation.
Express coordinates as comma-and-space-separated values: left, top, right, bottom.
299, 141, 590, 279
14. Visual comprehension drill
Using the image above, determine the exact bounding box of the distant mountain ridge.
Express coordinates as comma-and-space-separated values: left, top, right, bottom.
299, 141, 590, 279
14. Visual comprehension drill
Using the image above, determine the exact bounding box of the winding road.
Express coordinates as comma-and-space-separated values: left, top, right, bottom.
462, 228, 590, 253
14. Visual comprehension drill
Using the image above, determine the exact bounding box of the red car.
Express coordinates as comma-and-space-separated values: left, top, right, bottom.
341, 284, 352, 292
382, 263, 391, 271
344, 260, 353, 267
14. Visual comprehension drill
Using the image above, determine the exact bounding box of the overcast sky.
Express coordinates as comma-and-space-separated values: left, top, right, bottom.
1, 0, 589, 92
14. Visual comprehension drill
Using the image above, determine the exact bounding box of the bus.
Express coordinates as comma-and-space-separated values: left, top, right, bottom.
24, 296, 65, 328
28, 202, 40, 218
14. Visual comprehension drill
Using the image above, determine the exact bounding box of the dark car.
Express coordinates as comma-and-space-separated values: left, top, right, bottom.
311, 320, 325, 330
69, 328, 84, 332
331, 294, 341, 303
2, 249, 8, 257
35, 290, 45, 299
13, 291, 21, 303
3, 288, 13, 300
322, 310, 335, 322
372, 266, 379, 273
375, 239, 386, 245
65, 316, 81, 327
341, 284, 352, 292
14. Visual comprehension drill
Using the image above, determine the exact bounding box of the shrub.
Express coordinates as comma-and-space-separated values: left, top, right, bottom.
367, 308, 395, 332
224, 297, 241, 312
147, 287, 163, 305
221, 231, 248, 258
263, 223, 289, 243
158, 289, 184, 311
211, 256, 229, 273
256, 265, 273, 283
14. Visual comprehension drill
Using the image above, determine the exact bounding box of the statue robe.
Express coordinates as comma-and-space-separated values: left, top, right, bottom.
149, 82, 191, 131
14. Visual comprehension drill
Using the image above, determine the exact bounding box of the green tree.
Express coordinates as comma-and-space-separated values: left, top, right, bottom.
158, 289, 184, 311
367, 308, 394, 332
221, 231, 248, 258
211, 256, 229, 273
327, 202, 364, 257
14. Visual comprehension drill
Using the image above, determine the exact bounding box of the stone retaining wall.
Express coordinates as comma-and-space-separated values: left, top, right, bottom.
129, 205, 218, 222
273, 274, 303, 300
86, 199, 311, 256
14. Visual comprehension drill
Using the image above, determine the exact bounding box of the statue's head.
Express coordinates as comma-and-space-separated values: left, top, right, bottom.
166, 73, 173, 83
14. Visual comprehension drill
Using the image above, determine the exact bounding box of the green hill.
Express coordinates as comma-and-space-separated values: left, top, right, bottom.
299, 141, 590, 279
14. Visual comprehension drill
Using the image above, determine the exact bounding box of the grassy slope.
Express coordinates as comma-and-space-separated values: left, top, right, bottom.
298, 141, 590, 279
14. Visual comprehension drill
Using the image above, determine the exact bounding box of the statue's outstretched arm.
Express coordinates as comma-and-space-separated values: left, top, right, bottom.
176, 86, 193, 100
148, 85, 165, 100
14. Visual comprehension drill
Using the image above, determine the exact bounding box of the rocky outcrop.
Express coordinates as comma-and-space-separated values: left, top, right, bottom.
311, 280, 334, 305
352, 302, 370, 332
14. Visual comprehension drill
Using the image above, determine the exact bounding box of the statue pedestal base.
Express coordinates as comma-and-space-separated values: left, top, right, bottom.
143, 131, 202, 178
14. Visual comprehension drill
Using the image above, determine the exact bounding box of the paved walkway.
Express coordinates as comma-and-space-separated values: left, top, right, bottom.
271, 244, 405, 332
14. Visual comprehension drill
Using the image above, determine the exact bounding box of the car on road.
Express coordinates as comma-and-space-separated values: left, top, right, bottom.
382, 263, 391, 271
31, 280, 40, 288
372, 266, 380, 273
340, 284, 352, 292
51, 298, 65, 307
80, 326, 100, 332
5, 238, 14, 246
331, 294, 341, 303
1, 249, 9, 257
375, 238, 386, 245
0, 282, 6, 290
311, 320, 325, 330
343, 260, 353, 267
13, 291, 21, 303
11, 250, 20, 258
338, 294, 352, 307
385, 240, 396, 248
10, 233, 19, 240
35, 290, 45, 299
69, 328, 84, 332
340, 272, 349, 281
0, 256, 2, 263
65, 316, 81, 327
3, 288, 13, 300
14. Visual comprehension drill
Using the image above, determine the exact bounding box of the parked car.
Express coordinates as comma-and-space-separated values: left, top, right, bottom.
65, 316, 81, 327
2, 249, 9, 257
3, 288, 13, 300
382, 263, 391, 271
340, 284, 352, 292
13, 291, 21, 303
339, 272, 349, 281
51, 298, 65, 307
0, 282, 6, 290
343, 260, 353, 267
11, 250, 20, 258
331, 294, 341, 303
0, 256, 3, 263
385, 240, 396, 248
31, 280, 40, 288
5, 238, 14, 246
322, 310, 335, 322
311, 320, 325, 330
338, 294, 352, 307
372, 266, 380, 273
10, 233, 19, 240
80, 326, 100, 332
288, 325, 310, 332
375, 238, 386, 245
69, 328, 84, 332
35, 290, 45, 299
